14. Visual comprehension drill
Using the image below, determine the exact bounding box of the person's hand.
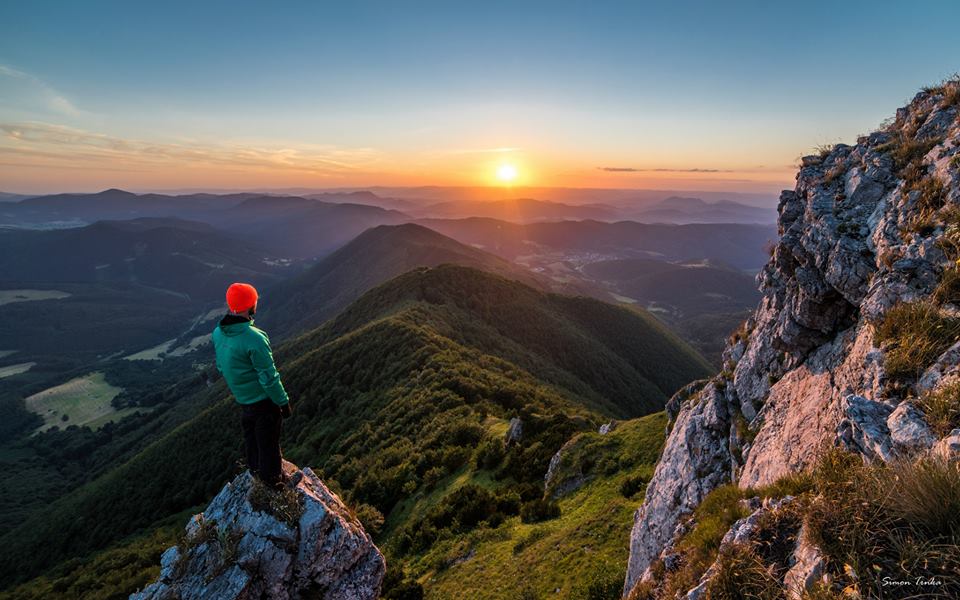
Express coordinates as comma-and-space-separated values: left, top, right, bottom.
280, 402, 293, 418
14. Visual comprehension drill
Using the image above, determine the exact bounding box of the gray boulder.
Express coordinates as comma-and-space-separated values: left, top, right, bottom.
505, 417, 523, 445
887, 402, 936, 455
934, 429, 960, 458
836, 394, 895, 462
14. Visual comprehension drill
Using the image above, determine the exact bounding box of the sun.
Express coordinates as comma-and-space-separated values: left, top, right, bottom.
496, 163, 518, 183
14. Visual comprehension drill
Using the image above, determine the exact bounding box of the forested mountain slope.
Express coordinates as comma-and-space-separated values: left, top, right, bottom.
0, 265, 711, 594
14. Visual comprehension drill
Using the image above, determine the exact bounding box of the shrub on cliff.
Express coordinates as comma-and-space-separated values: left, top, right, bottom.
874, 301, 960, 380
918, 380, 960, 437
806, 451, 960, 598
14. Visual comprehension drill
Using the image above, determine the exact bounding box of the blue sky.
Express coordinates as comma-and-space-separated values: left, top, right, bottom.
1, 0, 959, 194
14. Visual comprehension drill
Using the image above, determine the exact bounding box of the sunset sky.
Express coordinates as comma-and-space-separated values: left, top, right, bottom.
2, 0, 959, 195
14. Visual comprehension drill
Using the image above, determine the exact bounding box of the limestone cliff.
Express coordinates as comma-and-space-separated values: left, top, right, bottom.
624, 80, 960, 598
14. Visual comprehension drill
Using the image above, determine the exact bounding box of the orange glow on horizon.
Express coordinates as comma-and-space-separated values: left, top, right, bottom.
0, 127, 794, 195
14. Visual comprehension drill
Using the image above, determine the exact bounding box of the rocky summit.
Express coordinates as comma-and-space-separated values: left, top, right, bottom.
624, 80, 960, 598
131, 461, 385, 600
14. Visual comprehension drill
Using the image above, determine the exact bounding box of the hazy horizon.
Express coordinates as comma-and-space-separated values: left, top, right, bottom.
2, 183, 780, 208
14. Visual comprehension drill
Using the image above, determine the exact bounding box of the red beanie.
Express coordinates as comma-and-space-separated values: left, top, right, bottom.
226, 283, 259, 313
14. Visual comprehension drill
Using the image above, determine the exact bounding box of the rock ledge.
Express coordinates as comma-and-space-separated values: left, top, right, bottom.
131, 461, 385, 600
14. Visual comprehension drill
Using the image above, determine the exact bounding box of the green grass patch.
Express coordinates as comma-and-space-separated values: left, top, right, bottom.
393, 412, 667, 600
24, 372, 128, 432
544, 416, 665, 499
123, 338, 175, 361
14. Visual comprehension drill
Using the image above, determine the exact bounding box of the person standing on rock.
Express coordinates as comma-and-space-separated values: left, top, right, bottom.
213, 282, 294, 490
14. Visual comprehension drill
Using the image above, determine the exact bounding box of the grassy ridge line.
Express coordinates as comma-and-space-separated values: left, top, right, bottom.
293, 265, 712, 416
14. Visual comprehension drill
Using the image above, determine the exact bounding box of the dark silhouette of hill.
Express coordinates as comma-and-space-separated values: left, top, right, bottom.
2, 189, 409, 259
305, 190, 422, 211
4, 189, 256, 224
0, 265, 711, 589
0, 192, 34, 203
0, 218, 287, 300
625, 196, 776, 224
258, 223, 546, 339
583, 257, 761, 316
582, 257, 761, 364
218, 196, 408, 257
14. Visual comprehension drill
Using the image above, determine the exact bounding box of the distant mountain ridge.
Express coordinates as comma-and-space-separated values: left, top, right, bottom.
2, 188, 777, 231
0, 217, 287, 300
621, 195, 777, 223
1, 189, 409, 258
417, 217, 776, 270
0, 192, 34, 203
258, 223, 546, 339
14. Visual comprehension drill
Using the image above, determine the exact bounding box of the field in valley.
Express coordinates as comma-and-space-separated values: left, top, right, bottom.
0, 289, 71, 306
24, 371, 132, 432
0, 362, 34, 379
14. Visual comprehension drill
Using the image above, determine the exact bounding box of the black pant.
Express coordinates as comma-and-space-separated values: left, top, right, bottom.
241, 399, 283, 486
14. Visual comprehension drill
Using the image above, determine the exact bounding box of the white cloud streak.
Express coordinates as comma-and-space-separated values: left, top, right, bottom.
0, 64, 83, 116
0, 121, 383, 175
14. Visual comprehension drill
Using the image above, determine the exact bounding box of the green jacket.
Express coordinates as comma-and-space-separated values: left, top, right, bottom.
212, 316, 289, 406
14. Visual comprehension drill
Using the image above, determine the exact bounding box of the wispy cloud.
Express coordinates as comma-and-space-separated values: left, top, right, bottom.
445, 146, 521, 155
598, 166, 734, 173
0, 121, 383, 174
0, 64, 83, 116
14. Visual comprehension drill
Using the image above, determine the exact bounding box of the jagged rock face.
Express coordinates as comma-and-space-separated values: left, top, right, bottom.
132, 462, 385, 600
623, 382, 731, 595
624, 84, 960, 598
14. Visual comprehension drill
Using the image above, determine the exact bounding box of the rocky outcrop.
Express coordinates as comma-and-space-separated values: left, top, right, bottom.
624, 81, 960, 598
543, 436, 580, 497
784, 524, 826, 600
505, 417, 523, 445
624, 382, 732, 594
132, 461, 385, 600
684, 496, 796, 600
